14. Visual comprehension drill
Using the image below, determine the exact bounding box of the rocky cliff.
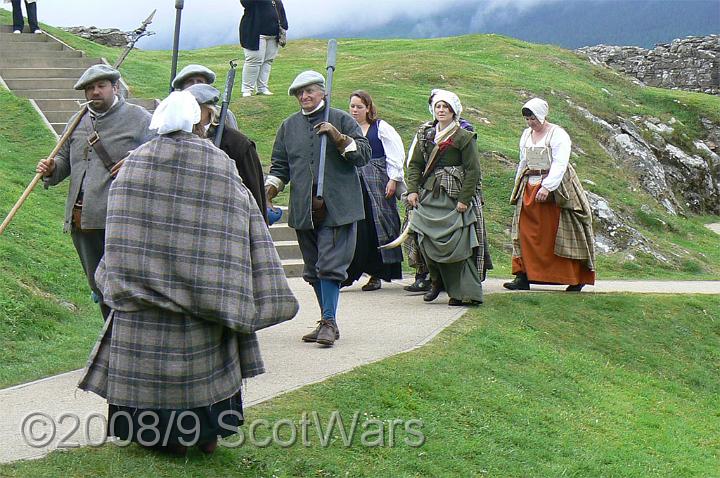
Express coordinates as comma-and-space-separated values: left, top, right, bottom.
576, 35, 719, 95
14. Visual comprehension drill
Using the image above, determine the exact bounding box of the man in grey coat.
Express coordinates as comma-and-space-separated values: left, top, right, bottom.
265, 70, 371, 347
36, 65, 152, 320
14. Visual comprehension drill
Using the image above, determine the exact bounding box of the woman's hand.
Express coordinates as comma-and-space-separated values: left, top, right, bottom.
407, 192, 419, 208
385, 179, 397, 199
535, 186, 550, 202
456, 201, 468, 213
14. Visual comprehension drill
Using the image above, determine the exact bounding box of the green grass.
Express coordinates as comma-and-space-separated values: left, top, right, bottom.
0, 88, 104, 387
1, 9, 719, 385
1, 293, 718, 477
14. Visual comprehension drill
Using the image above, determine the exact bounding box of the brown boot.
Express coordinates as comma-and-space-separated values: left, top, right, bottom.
316, 319, 338, 346
361, 276, 381, 291
302, 320, 340, 342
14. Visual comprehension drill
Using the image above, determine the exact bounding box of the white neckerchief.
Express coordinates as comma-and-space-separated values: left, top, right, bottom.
434, 120, 458, 143
88, 95, 119, 119
302, 100, 325, 116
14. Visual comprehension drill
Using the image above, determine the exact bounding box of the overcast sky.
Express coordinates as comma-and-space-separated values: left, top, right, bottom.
2, 0, 715, 50
0, 0, 564, 50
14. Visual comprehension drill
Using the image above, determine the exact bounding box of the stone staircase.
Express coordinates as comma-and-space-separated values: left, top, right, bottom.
270, 206, 304, 277
0, 25, 304, 277
0, 25, 156, 135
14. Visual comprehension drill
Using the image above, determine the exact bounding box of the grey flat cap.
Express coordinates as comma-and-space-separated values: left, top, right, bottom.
185, 84, 220, 105
288, 70, 325, 96
172, 64, 216, 90
74, 64, 121, 90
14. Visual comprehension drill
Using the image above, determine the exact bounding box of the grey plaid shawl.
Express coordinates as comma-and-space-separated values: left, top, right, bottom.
358, 156, 403, 264
95, 131, 298, 332
78, 132, 298, 409
511, 164, 595, 270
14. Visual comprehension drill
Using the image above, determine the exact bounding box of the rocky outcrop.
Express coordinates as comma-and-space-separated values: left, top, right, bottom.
585, 191, 669, 263
567, 99, 720, 216
60, 26, 130, 47
576, 35, 719, 95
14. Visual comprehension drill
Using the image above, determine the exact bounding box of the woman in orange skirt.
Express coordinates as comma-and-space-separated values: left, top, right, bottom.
504, 98, 595, 291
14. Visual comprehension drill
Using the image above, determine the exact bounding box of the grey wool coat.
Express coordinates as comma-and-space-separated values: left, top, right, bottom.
78, 132, 299, 409
269, 105, 371, 230
44, 96, 152, 232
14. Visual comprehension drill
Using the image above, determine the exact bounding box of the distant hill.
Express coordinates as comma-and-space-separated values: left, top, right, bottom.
329, 0, 719, 49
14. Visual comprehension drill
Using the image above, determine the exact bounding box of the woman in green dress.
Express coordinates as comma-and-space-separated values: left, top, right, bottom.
405, 90, 490, 306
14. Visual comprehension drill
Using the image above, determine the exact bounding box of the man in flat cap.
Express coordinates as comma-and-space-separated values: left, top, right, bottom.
186, 83, 267, 222
35, 64, 153, 320
172, 63, 239, 130
266, 70, 371, 347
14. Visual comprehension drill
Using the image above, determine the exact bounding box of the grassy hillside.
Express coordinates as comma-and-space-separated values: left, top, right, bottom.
0, 9, 719, 387
37, 18, 720, 279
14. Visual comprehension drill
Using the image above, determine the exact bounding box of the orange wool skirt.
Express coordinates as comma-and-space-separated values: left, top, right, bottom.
512, 182, 595, 285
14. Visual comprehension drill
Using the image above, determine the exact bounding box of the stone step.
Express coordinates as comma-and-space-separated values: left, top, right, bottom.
0, 32, 49, 42
269, 223, 296, 242
0, 25, 35, 33
1, 42, 64, 52
40, 110, 78, 124
0, 67, 88, 79
14, 89, 85, 99
0, 49, 82, 59
33, 98, 88, 111
281, 259, 304, 278
4, 78, 77, 90
0, 58, 98, 68
50, 123, 65, 135
274, 240, 302, 260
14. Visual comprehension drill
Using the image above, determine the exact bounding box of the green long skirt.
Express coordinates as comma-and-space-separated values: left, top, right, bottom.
410, 190, 483, 302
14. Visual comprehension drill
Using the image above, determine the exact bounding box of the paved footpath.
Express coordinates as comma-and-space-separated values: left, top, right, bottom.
1, 277, 719, 463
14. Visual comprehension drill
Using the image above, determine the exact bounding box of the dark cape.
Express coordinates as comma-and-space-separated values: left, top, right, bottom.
214, 125, 268, 223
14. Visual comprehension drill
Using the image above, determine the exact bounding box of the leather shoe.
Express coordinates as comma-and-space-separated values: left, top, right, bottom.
423, 280, 443, 302
302, 320, 340, 343
404, 278, 431, 292
566, 284, 585, 292
448, 298, 482, 306
316, 320, 338, 346
503, 273, 530, 291
361, 277, 381, 291
340, 278, 354, 288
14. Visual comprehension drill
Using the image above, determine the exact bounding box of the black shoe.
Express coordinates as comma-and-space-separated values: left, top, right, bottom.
404, 278, 431, 292
448, 298, 483, 306
340, 278, 354, 288
302, 320, 340, 342
423, 280, 443, 302
566, 284, 585, 292
503, 274, 530, 291
361, 277, 381, 291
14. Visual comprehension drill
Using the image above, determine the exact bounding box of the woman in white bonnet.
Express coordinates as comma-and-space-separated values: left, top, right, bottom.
504, 98, 595, 291
405, 90, 491, 306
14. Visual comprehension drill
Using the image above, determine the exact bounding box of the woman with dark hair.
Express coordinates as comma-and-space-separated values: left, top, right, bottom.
406, 90, 490, 306
342, 90, 405, 291
504, 97, 595, 291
